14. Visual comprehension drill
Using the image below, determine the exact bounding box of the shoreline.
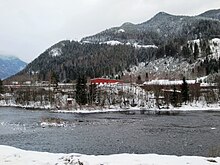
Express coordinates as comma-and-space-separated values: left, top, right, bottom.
0, 145, 219, 165
0, 103, 220, 114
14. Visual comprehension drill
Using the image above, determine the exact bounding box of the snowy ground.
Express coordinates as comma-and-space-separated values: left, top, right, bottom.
1, 100, 220, 114
1, 81, 220, 114
51, 101, 220, 114
0, 145, 219, 165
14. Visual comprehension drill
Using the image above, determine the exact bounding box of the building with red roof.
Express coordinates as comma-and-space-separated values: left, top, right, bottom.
90, 78, 123, 85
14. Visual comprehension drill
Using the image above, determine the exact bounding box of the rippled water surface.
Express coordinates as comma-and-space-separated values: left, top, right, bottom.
0, 107, 220, 156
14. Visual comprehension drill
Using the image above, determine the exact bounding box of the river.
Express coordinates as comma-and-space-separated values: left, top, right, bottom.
0, 107, 220, 156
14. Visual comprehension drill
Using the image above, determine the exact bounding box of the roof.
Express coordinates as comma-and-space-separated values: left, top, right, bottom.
143, 79, 197, 85
90, 78, 123, 85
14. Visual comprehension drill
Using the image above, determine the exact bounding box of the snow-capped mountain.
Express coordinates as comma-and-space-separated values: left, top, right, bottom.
7, 9, 220, 83
81, 10, 220, 45
0, 55, 27, 79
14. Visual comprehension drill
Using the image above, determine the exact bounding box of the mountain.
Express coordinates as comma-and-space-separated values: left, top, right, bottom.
7, 9, 220, 83
8, 40, 157, 82
198, 9, 220, 20
0, 55, 27, 80
81, 10, 220, 45
124, 38, 220, 80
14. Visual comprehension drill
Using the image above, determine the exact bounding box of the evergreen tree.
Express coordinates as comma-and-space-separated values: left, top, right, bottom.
88, 84, 97, 104
171, 85, 178, 107
0, 79, 3, 94
206, 46, 211, 55
215, 76, 220, 98
193, 43, 199, 60
181, 77, 189, 104
76, 75, 87, 105
182, 45, 191, 58
50, 71, 59, 87
145, 72, 149, 81
136, 75, 142, 84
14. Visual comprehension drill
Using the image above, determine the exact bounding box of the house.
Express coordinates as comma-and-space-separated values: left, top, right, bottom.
23, 81, 31, 85
12, 81, 19, 85
141, 79, 200, 92
90, 78, 123, 85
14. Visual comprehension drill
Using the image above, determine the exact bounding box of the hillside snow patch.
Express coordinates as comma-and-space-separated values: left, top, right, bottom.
101, 40, 123, 46
49, 48, 62, 57
117, 29, 125, 33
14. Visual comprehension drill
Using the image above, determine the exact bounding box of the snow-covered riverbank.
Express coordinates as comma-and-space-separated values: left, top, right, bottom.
1, 99, 220, 114
0, 145, 219, 165
0, 100, 55, 110
51, 101, 220, 114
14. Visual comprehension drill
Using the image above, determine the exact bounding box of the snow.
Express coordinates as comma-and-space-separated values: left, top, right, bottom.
200, 82, 216, 87
49, 48, 62, 57
81, 40, 92, 44
168, 101, 220, 111
143, 79, 196, 85
123, 38, 220, 81
0, 99, 55, 110
52, 102, 220, 114
40, 121, 67, 128
196, 76, 208, 83
117, 28, 125, 33
98, 40, 158, 49
0, 145, 219, 165
212, 38, 220, 43
100, 40, 123, 46
1, 81, 220, 113
124, 56, 191, 79
52, 108, 129, 114
209, 38, 220, 59
133, 43, 158, 49
190, 39, 200, 44
188, 38, 220, 60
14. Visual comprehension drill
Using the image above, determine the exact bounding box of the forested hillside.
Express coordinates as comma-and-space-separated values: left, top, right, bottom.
13, 41, 157, 82
82, 10, 220, 45
7, 9, 220, 83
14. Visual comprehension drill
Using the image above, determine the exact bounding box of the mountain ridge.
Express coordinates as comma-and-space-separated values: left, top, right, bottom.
81, 9, 220, 44
0, 55, 27, 80
6, 8, 220, 83
198, 9, 220, 20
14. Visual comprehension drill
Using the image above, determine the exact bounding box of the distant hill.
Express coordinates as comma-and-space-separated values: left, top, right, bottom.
0, 55, 27, 79
9, 40, 155, 82
81, 10, 220, 44
7, 8, 220, 83
198, 9, 220, 20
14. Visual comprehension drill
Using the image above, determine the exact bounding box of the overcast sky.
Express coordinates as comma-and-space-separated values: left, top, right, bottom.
0, 0, 219, 62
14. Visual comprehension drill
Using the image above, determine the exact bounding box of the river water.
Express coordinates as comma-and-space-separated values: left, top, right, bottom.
0, 107, 220, 156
